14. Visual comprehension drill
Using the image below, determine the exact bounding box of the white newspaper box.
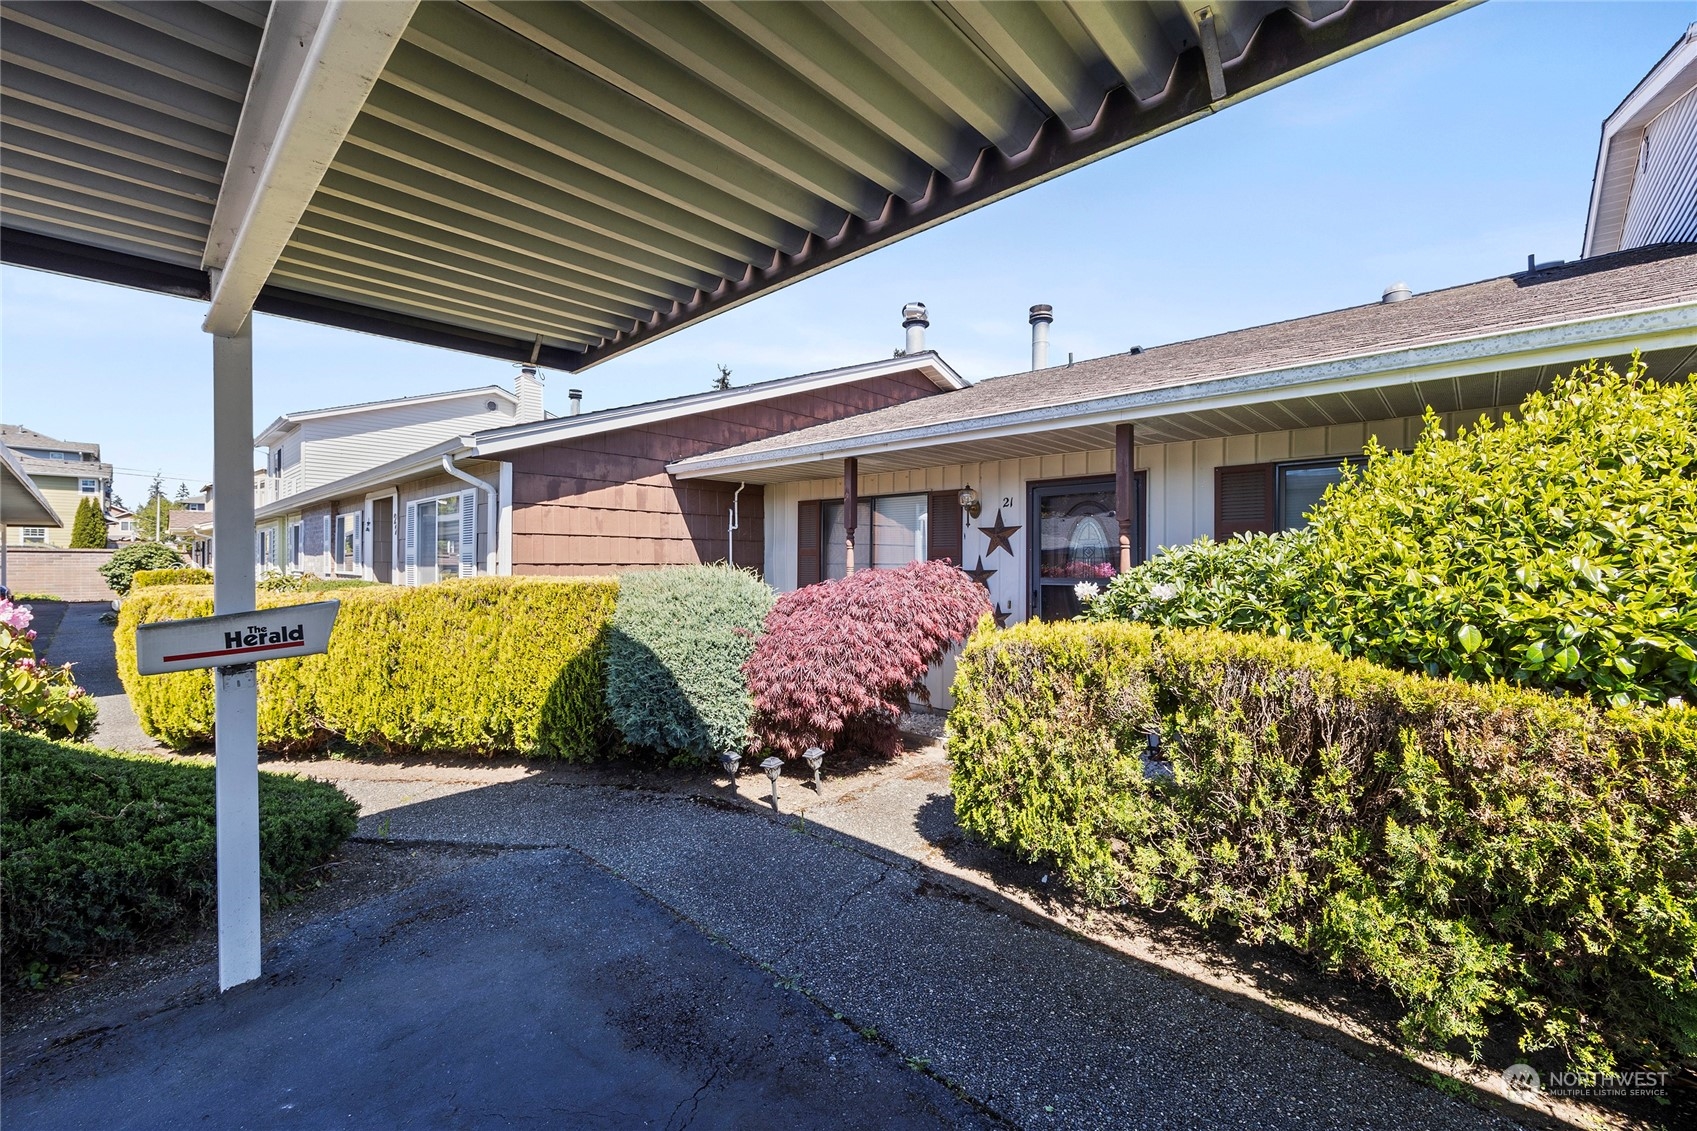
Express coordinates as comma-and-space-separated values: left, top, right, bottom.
135, 600, 340, 675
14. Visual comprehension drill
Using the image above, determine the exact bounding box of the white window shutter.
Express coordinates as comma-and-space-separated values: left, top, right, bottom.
404, 503, 417, 587
322, 515, 332, 576
459, 490, 477, 576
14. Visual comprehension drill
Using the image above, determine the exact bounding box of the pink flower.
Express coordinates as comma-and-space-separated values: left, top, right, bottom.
0, 600, 31, 631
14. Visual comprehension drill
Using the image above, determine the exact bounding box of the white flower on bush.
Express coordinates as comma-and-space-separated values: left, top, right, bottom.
1073, 582, 1100, 604
1670, 696, 1687, 711
1150, 582, 1181, 601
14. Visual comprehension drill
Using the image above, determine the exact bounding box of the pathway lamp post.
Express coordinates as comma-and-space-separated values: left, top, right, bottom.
760, 756, 784, 810
719, 750, 742, 781
802, 746, 824, 791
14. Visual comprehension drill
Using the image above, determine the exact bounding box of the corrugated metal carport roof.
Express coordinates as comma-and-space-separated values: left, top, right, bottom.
1, 0, 1463, 371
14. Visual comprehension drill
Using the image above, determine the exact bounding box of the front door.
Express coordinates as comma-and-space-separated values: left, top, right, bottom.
370, 497, 394, 584
1028, 474, 1146, 620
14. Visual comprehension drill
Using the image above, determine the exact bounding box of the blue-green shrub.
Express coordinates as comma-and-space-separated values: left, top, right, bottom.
605, 565, 774, 760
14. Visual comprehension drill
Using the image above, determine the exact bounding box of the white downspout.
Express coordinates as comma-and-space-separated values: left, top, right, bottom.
441, 455, 498, 575
728, 481, 746, 568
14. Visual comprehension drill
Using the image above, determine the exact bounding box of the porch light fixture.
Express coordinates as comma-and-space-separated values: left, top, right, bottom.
802, 746, 824, 791
761, 756, 784, 810
958, 485, 982, 519
720, 750, 742, 779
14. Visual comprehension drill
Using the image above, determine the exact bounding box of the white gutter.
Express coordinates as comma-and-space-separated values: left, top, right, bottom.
440, 455, 499, 576
669, 302, 1697, 478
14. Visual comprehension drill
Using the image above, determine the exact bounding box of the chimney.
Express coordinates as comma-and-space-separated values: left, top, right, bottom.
515, 365, 545, 422
902, 302, 929, 354
568, 388, 583, 416
1029, 304, 1053, 370
1381, 282, 1412, 304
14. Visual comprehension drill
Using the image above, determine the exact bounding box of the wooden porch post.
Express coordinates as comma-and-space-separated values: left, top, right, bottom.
843, 456, 859, 574
1115, 423, 1134, 575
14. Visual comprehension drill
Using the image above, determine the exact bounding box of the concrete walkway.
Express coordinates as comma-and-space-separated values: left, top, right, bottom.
34, 599, 163, 753
11, 610, 1527, 1129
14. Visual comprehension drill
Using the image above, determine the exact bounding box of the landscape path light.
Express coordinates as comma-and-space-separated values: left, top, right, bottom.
719, 750, 742, 781
802, 746, 824, 791
761, 756, 784, 810
1141, 723, 1174, 783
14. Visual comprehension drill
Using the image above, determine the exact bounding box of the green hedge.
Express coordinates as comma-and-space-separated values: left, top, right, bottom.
133, 567, 215, 589
605, 565, 774, 761
0, 731, 357, 975
1090, 359, 1697, 707
116, 577, 619, 757
948, 620, 1697, 1075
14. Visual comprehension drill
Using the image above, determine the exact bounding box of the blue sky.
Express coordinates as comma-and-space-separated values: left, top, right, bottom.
2, 0, 1692, 502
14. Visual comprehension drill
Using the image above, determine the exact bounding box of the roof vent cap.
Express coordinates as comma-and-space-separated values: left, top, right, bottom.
1381, 282, 1412, 304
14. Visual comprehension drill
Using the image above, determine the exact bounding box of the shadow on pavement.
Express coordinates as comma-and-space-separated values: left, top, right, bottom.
3, 765, 1543, 1131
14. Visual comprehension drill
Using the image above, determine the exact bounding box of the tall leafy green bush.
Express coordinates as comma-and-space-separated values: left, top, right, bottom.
99, 542, 184, 596
69, 497, 108, 548
116, 577, 618, 757
605, 565, 774, 760
1091, 358, 1697, 706
949, 620, 1697, 1075
1, 731, 357, 975
1086, 530, 1313, 634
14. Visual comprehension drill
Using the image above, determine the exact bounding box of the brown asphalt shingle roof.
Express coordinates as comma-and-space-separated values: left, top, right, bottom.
684, 242, 1697, 465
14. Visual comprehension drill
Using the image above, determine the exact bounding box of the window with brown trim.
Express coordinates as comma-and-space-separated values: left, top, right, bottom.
796, 490, 965, 586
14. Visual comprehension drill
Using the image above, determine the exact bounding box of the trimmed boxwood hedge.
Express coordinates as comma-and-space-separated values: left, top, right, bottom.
133, 567, 215, 589
117, 577, 618, 757
948, 620, 1697, 1076
1, 730, 358, 975
605, 565, 774, 761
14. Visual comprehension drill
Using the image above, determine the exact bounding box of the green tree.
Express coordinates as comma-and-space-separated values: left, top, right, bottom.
174, 482, 189, 502
135, 495, 176, 543
713, 363, 732, 391
69, 497, 108, 548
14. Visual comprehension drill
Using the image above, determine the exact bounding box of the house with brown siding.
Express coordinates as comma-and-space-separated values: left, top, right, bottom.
667, 245, 1697, 704
252, 352, 964, 582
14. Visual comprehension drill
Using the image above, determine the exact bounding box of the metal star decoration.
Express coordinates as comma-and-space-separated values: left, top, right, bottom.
991, 605, 1011, 628
964, 555, 997, 588
980, 509, 1021, 557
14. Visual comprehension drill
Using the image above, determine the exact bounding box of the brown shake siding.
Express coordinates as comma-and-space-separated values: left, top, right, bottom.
510, 369, 944, 575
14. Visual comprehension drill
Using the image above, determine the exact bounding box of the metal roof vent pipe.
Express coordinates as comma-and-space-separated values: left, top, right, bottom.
902, 302, 929, 354
1029, 304, 1053, 370
1381, 282, 1412, 304
568, 388, 583, 415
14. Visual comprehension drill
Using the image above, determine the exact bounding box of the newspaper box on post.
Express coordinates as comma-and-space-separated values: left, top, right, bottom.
135, 601, 340, 675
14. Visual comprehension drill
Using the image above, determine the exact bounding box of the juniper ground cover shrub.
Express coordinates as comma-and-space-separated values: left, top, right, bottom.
605, 565, 774, 761
949, 620, 1697, 1075
746, 559, 989, 758
1089, 358, 1697, 707
116, 577, 618, 757
132, 567, 214, 589
1, 730, 357, 975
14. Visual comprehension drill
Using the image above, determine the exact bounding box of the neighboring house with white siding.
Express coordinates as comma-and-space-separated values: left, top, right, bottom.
254, 369, 548, 575
1584, 23, 1697, 257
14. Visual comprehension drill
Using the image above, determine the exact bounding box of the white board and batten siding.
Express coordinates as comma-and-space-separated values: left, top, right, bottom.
763, 409, 1514, 709
1619, 81, 1697, 251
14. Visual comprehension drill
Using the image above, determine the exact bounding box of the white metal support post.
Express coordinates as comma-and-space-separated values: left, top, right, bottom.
212, 315, 261, 990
